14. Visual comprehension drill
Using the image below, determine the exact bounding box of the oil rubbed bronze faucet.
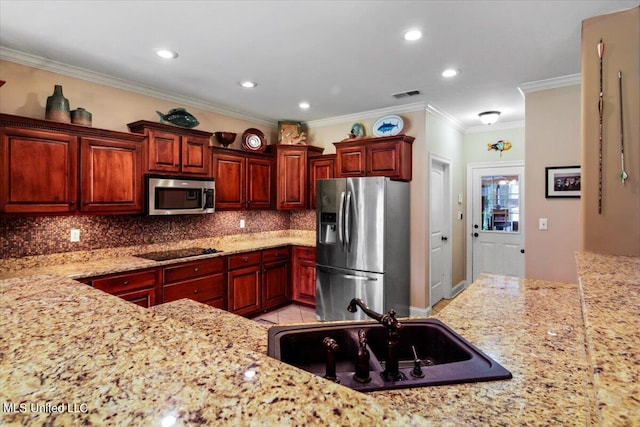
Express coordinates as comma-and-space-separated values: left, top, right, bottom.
347, 298, 403, 381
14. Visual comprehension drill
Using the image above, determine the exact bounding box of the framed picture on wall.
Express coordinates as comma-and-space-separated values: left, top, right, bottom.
545, 166, 581, 198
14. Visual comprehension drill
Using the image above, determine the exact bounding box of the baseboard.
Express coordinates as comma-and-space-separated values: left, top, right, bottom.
410, 306, 431, 318
450, 280, 467, 299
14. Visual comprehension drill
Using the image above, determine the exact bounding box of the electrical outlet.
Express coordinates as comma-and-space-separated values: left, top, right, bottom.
70, 229, 80, 242
539, 218, 548, 230
239, 219, 246, 229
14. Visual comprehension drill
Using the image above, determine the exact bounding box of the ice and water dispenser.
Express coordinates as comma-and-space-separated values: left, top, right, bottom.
319, 212, 337, 244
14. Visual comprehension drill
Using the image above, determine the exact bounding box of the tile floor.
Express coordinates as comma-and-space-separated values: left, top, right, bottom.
253, 298, 454, 325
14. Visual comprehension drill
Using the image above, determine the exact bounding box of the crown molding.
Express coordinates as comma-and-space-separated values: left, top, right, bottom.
305, 102, 427, 127
518, 73, 581, 97
0, 47, 276, 127
465, 120, 526, 134
426, 103, 465, 131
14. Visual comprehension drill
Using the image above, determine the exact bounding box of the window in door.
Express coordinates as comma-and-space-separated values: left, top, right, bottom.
480, 175, 520, 232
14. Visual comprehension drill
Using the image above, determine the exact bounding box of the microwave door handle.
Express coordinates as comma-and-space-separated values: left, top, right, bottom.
337, 191, 345, 248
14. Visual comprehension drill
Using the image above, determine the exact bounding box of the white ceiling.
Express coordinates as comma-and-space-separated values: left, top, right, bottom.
0, 1, 636, 130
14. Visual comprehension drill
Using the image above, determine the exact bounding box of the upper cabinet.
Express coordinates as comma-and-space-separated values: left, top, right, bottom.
1, 114, 144, 215
267, 144, 324, 210
334, 134, 414, 181
308, 154, 335, 210
211, 148, 273, 210
127, 121, 212, 177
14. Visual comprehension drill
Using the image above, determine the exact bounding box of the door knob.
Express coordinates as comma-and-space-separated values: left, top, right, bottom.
441, 236, 448, 241
520, 249, 525, 253
474, 224, 479, 229
473, 233, 479, 237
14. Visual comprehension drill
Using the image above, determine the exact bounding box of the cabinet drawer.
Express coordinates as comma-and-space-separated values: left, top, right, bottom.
228, 251, 262, 270
90, 269, 157, 294
294, 246, 315, 261
163, 274, 224, 303
163, 257, 225, 283
262, 247, 291, 263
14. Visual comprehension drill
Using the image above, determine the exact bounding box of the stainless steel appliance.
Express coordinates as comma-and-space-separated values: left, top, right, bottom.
316, 177, 410, 321
146, 175, 215, 215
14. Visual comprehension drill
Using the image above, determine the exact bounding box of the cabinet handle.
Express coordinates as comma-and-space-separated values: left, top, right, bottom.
193, 289, 199, 294
123, 280, 129, 286
194, 267, 199, 272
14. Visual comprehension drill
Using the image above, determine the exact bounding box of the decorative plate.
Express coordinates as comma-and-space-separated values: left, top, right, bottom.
372, 115, 404, 137
241, 128, 266, 152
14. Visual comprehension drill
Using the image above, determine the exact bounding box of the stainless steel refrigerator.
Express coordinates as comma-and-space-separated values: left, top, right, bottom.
316, 177, 410, 321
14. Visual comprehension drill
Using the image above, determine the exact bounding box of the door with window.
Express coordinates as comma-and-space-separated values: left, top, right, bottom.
470, 164, 525, 281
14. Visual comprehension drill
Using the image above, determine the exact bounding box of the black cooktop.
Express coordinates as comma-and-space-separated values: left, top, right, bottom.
135, 247, 220, 261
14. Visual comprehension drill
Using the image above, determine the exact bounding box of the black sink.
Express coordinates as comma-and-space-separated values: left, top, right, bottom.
267, 318, 512, 392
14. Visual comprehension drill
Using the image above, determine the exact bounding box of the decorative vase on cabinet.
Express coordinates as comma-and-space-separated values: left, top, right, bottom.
45, 85, 71, 123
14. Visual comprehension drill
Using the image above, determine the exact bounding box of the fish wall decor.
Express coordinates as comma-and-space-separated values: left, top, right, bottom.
488, 140, 512, 157
156, 108, 200, 128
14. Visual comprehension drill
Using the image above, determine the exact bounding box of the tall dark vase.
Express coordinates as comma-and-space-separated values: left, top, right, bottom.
45, 85, 70, 123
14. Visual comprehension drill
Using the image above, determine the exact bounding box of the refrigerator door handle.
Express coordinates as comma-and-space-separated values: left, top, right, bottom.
317, 265, 378, 282
337, 191, 346, 248
345, 190, 352, 250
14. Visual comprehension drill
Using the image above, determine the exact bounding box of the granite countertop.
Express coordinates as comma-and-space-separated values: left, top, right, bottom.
0, 230, 315, 280
1, 249, 637, 425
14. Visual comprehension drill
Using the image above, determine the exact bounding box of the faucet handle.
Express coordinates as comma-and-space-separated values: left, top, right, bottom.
382, 309, 403, 331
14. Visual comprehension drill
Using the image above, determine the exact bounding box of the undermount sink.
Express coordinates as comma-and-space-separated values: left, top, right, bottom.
267, 318, 512, 392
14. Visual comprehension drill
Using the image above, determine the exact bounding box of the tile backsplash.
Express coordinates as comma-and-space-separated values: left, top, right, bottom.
1, 210, 316, 259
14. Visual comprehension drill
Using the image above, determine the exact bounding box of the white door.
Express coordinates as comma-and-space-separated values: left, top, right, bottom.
430, 157, 451, 306
470, 164, 525, 281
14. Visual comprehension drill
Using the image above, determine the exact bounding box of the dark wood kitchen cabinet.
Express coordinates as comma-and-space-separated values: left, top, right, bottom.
334, 134, 414, 181
267, 144, 324, 210
1, 126, 78, 213
1, 114, 146, 215
308, 154, 335, 209
127, 120, 212, 176
81, 268, 159, 308
211, 148, 273, 210
162, 257, 226, 309
292, 246, 316, 306
79, 136, 143, 214
261, 246, 291, 310
227, 251, 262, 316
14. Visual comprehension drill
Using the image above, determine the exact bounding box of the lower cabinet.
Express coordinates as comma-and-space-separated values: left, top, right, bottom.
82, 268, 159, 308
227, 251, 262, 316
262, 247, 291, 310
292, 246, 316, 306
162, 257, 226, 309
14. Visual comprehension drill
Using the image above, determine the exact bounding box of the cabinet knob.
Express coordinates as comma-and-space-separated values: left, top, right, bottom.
123, 280, 129, 286
194, 267, 199, 272
193, 289, 199, 294
242, 257, 248, 262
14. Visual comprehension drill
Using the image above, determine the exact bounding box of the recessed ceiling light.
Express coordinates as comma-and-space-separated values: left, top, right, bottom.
404, 30, 422, 41
155, 49, 178, 59
240, 81, 257, 88
442, 68, 458, 78
299, 102, 310, 110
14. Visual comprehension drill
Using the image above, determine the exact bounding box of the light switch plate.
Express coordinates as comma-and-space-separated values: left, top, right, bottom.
239, 219, 246, 229
70, 229, 80, 242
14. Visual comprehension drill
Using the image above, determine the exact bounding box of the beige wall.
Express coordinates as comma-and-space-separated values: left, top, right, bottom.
0, 60, 276, 143
581, 7, 640, 256
525, 85, 582, 283
464, 127, 525, 163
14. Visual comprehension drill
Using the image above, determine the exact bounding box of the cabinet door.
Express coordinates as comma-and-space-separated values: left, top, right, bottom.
147, 130, 181, 173
276, 148, 307, 209
1, 127, 77, 213
80, 137, 143, 213
292, 246, 316, 306
181, 135, 211, 175
367, 141, 401, 178
246, 156, 272, 209
116, 287, 156, 308
228, 265, 261, 316
335, 146, 366, 178
309, 155, 335, 209
213, 153, 244, 209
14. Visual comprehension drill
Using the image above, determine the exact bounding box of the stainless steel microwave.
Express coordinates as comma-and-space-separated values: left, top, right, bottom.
146, 175, 215, 215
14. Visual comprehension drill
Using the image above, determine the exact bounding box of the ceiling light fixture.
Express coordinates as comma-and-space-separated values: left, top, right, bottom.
155, 49, 178, 59
478, 111, 501, 125
240, 81, 257, 88
298, 102, 310, 110
403, 29, 422, 41
442, 68, 458, 78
